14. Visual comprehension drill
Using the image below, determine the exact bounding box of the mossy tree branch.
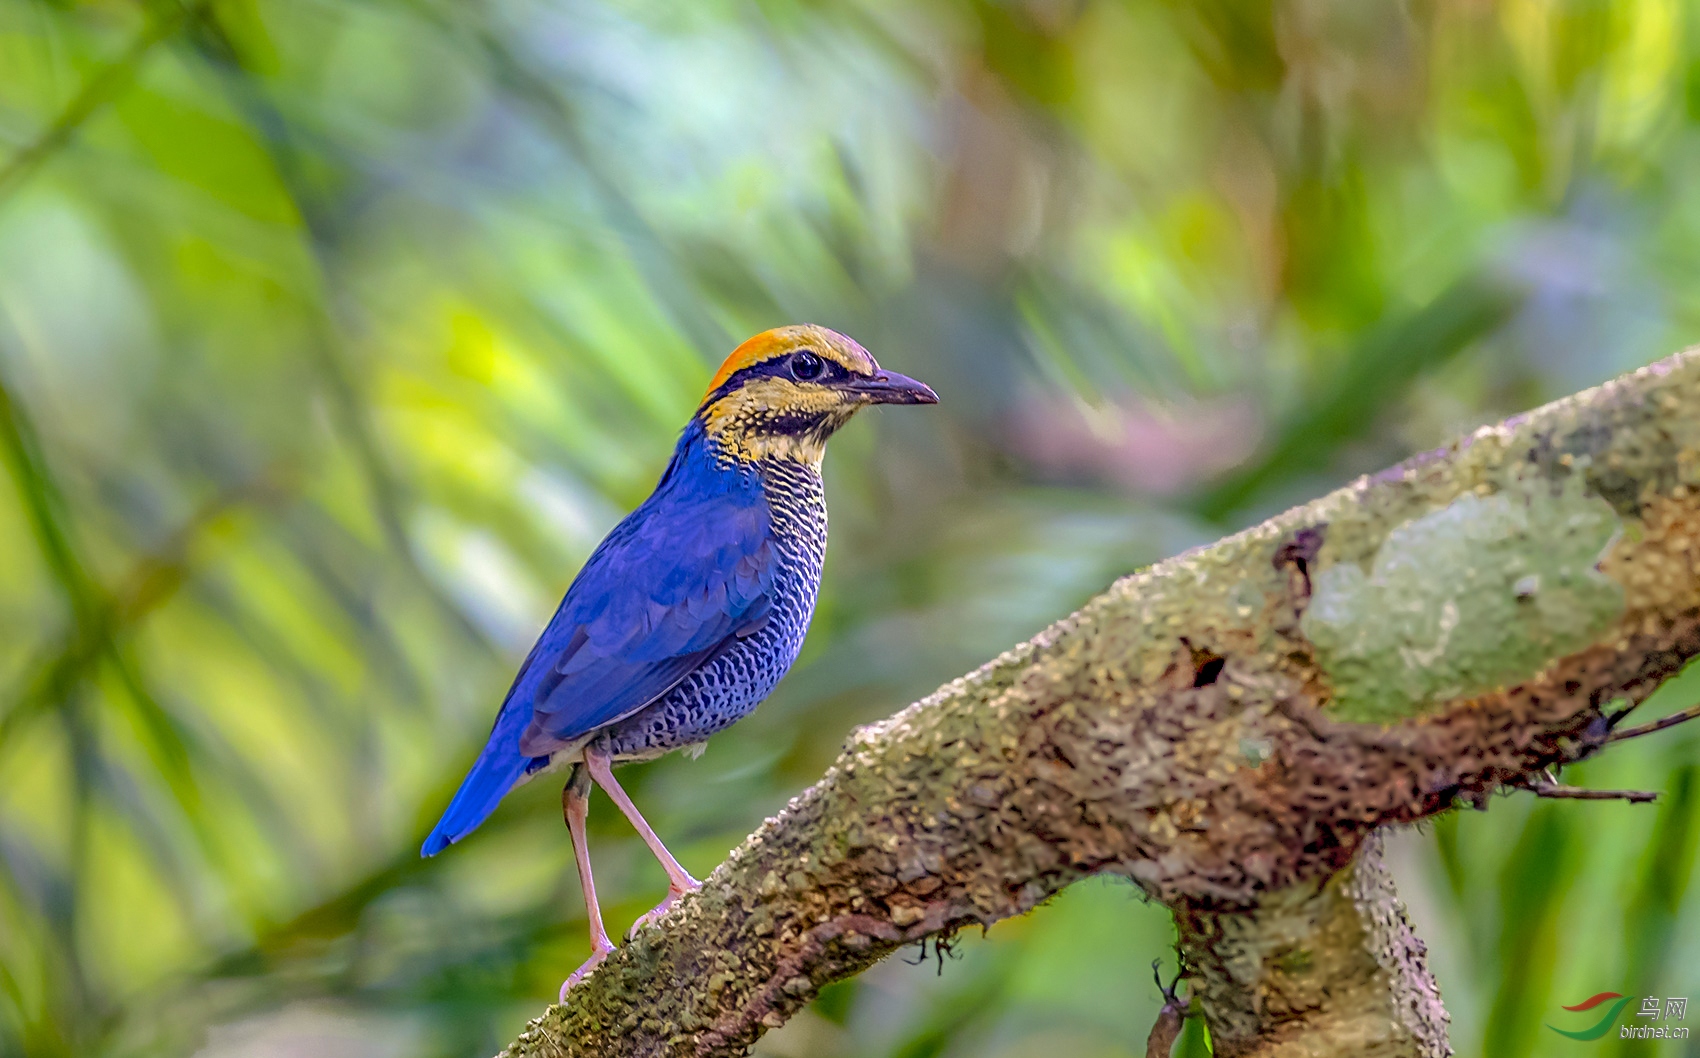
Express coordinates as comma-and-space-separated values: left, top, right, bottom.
500, 350, 1700, 1058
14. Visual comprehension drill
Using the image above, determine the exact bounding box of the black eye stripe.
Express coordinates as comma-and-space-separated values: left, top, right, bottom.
701, 350, 858, 405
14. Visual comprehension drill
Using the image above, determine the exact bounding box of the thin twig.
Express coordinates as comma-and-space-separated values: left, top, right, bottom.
1527, 781, 1659, 804
1147, 957, 1193, 1058
1608, 702, 1700, 743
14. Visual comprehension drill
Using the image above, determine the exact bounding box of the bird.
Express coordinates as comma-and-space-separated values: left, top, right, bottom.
420, 324, 938, 999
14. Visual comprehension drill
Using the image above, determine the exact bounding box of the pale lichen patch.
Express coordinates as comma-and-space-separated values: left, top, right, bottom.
1302, 481, 1624, 723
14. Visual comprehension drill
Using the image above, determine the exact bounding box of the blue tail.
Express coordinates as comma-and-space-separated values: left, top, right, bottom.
421, 706, 540, 857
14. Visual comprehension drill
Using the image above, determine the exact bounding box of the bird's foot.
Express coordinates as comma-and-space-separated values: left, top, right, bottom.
625, 878, 701, 940
559, 940, 616, 1002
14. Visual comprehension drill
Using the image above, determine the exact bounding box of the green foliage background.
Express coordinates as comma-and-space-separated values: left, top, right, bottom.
1, 0, 1698, 1055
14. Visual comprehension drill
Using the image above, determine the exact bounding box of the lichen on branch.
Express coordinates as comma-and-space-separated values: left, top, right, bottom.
501, 350, 1700, 1058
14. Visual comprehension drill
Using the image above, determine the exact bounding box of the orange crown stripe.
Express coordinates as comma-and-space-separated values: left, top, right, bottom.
703, 329, 795, 398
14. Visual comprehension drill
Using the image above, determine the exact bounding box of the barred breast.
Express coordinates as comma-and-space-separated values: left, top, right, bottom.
599, 457, 828, 760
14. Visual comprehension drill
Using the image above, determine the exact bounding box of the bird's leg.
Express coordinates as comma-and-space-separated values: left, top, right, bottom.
582, 747, 701, 939
560, 765, 615, 1000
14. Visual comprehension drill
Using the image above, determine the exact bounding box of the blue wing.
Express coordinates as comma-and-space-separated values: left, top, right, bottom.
422, 446, 775, 856
518, 482, 776, 753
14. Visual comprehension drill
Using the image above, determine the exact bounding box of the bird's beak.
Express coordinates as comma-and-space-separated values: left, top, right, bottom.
843, 370, 940, 406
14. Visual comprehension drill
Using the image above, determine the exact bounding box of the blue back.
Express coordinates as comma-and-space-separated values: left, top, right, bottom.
421, 422, 779, 855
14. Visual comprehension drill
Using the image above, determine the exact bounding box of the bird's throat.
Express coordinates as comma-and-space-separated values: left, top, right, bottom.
726, 429, 828, 466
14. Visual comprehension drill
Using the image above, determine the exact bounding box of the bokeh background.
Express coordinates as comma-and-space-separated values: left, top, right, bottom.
3, 0, 1700, 1055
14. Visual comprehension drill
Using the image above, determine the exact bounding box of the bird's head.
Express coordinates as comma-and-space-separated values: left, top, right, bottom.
695, 324, 938, 464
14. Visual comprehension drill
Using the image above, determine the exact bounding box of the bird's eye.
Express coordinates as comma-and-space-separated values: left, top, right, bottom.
789, 351, 825, 382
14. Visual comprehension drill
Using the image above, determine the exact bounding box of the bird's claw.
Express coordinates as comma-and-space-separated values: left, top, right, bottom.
625, 879, 702, 940
560, 941, 616, 1002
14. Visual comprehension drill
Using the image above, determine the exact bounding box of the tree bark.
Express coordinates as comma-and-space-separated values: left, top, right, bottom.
499, 350, 1700, 1058
1175, 832, 1447, 1056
